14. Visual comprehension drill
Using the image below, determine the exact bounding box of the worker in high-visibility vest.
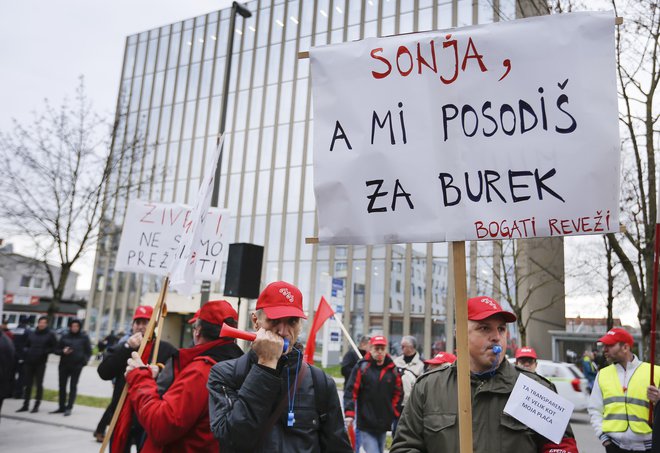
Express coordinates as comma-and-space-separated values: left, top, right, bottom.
588, 327, 660, 453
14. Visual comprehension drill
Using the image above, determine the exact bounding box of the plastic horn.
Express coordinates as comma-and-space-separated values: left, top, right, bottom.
220, 324, 256, 341
220, 324, 290, 351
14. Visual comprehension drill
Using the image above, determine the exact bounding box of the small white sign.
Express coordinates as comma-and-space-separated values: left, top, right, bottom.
503, 373, 574, 444
115, 199, 233, 283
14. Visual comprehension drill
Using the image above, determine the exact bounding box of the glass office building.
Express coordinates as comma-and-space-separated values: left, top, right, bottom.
89, 0, 522, 355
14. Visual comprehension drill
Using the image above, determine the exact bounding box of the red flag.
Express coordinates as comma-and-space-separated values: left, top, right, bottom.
303, 297, 335, 364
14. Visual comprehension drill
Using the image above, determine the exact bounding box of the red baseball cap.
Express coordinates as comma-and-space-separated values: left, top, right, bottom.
598, 328, 634, 346
198, 300, 238, 326
515, 347, 537, 360
256, 281, 307, 319
187, 308, 201, 325
370, 335, 388, 346
133, 305, 153, 321
424, 352, 457, 365
467, 296, 516, 323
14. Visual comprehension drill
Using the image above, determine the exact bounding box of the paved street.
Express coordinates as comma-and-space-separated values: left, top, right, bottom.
0, 355, 605, 451
1, 398, 104, 452
571, 410, 604, 453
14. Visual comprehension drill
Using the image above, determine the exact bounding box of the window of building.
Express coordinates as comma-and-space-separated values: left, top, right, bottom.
32, 277, 44, 289
19, 276, 31, 288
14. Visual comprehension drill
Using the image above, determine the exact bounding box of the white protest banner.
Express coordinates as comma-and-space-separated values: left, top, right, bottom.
310, 12, 620, 244
503, 373, 574, 444
115, 199, 233, 281
169, 135, 225, 295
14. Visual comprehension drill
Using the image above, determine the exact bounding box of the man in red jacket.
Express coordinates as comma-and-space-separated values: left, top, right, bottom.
124, 300, 243, 453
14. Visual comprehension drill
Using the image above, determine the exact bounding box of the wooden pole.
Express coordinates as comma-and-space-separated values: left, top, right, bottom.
151, 303, 168, 366
99, 276, 169, 453
452, 241, 473, 453
335, 315, 363, 359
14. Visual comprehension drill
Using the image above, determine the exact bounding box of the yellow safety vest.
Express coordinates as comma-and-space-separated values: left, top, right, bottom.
583, 355, 597, 373
599, 362, 660, 434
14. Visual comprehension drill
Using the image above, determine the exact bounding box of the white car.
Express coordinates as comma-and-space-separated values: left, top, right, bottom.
509, 359, 590, 411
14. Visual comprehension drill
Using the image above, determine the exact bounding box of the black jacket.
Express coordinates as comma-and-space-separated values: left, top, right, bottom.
207, 345, 352, 453
24, 327, 57, 365
11, 324, 30, 361
340, 348, 366, 386
344, 353, 403, 432
98, 337, 177, 412
56, 330, 92, 368
0, 330, 15, 398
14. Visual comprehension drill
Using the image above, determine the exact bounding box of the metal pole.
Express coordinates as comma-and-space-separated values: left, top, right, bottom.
200, 2, 251, 305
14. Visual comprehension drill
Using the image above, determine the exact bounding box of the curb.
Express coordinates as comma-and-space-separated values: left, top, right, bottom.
1, 414, 93, 433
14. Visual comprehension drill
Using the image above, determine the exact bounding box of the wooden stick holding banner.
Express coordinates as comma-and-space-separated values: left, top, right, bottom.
99, 276, 169, 453
151, 303, 168, 367
452, 241, 473, 453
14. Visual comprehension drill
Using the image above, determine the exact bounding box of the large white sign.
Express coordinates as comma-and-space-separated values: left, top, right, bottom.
503, 373, 575, 444
310, 12, 620, 244
115, 199, 233, 282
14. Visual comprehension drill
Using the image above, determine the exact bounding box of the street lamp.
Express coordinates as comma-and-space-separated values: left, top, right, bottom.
200, 1, 251, 304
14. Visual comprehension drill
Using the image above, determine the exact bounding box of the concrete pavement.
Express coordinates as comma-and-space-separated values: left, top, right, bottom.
1, 398, 104, 452
0, 401, 606, 452
571, 410, 605, 453
1, 355, 606, 452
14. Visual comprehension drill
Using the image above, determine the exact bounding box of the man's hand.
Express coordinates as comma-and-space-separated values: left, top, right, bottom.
124, 351, 158, 378
253, 328, 284, 369
344, 416, 354, 429
648, 385, 660, 403
126, 332, 143, 349
63, 346, 73, 355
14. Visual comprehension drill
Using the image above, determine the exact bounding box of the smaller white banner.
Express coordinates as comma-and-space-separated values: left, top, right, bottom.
115, 200, 233, 283
503, 373, 574, 444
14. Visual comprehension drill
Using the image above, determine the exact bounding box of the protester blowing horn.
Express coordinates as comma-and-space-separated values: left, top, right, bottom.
220, 324, 290, 351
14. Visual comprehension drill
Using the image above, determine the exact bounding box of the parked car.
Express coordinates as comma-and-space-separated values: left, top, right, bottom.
510, 358, 590, 411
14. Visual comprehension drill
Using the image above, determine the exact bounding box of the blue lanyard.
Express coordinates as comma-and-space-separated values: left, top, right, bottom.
286, 348, 301, 427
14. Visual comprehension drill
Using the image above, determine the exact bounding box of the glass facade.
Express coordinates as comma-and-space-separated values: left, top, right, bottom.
90, 0, 517, 355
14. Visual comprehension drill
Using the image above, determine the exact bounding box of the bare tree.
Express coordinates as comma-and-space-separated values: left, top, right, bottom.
565, 235, 630, 329
0, 78, 140, 324
604, 0, 660, 355
477, 241, 564, 345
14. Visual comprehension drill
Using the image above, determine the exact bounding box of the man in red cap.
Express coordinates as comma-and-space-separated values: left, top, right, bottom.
344, 334, 402, 452
207, 281, 352, 452
124, 300, 243, 452
391, 296, 578, 453
96, 305, 177, 450
588, 327, 659, 452
423, 351, 457, 371
515, 346, 538, 373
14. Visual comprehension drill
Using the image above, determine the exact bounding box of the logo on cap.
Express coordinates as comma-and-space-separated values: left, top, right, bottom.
481, 298, 498, 310
279, 288, 295, 303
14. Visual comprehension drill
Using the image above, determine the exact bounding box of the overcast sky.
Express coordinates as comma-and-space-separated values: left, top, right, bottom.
0, 0, 232, 289
0, 0, 232, 130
